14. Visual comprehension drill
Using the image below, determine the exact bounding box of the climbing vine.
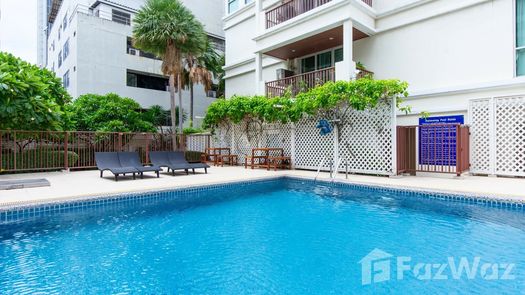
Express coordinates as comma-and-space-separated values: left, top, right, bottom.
203, 78, 409, 129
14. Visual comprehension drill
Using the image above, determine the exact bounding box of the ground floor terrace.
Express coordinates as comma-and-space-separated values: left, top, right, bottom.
1, 167, 524, 209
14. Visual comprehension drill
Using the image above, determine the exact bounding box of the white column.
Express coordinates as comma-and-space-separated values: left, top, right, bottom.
255, 0, 264, 34
255, 52, 264, 95
335, 19, 357, 81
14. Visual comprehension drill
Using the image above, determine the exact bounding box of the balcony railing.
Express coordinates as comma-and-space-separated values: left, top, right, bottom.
265, 67, 335, 97
356, 68, 374, 79
265, 0, 372, 29
266, 0, 332, 29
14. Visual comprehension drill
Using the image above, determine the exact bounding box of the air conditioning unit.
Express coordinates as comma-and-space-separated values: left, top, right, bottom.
128, 48, 137, 55
276, 68, 294, 80
207, 90, 217, 98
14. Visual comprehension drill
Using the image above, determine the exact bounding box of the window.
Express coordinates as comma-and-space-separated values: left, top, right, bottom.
63, 39, 69, 61
517, 0, 525, 76
63, 70, 70, 88
300, 48, 342, 73
228, 0, 239, 13
317, 51, 332, 69
301, 56, 316, 73
334, 48, 343, 63
112, 9, 131, 25
63, 13, 68, 30
58, 51, 62, 67
127, 71, 168, 91
127, 37, 158, 59
208, 35, 225, 52
245, 0, 254, 3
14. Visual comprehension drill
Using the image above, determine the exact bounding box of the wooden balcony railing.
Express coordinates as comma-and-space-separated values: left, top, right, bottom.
266, 0, 332, 29
265, 67, 335, 98
356, 68, 374, 79
266, 0, 372, 29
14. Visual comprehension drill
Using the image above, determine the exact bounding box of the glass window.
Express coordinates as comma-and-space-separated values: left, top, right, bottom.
334, 48, 343, 63
245, 0, 254, 3
317, 51, 332, 69
58, 51, 62, 67
112, 9, 131, 25
228, 0, 239, 13
301, 56, 316, 73
63, 13, 67, 30
63, 39, 69, 61
58, 27, 61, 40
127, 70, 168, 91
517, 0, 525, 75
63, 70, 70, 88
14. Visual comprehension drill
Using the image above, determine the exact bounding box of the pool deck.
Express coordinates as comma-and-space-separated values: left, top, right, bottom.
0, 167, 524, 209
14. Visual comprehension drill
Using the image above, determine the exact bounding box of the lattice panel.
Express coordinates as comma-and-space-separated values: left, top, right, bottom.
185, 135, 208, 152
211, 124, 232, 149
495, 96, 525, 176
262, 123, 293, 157
294, 116, 335, 170
232, 120, 263, 164
469, 98, 491, 174
338, 102, 394, 175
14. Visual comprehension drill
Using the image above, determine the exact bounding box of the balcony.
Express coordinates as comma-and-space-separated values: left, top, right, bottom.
265, 67, 335, 97
265, 0, 373, 29
265, 67, 374, 97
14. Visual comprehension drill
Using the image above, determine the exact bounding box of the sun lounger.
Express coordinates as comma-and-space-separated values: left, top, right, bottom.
95, 152, 138, 181
168, 151, 209, 174
150, 151, 190, 175
118, 152, 161, 178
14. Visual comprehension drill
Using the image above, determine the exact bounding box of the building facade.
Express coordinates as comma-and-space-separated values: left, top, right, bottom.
44, 0, 225, 127
223, 0, 525, 125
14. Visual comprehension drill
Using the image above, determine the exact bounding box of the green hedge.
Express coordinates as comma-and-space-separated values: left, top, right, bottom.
1, 150, 79, 171
185, 151, 203, 163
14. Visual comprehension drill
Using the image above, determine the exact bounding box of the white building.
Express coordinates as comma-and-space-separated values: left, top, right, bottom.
44, 0, 225, 127
223, 0, 525, 125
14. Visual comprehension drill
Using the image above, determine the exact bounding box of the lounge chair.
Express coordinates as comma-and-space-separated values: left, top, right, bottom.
150, 151, 190, 176
95, 152, 138, 181
169, 151, 209, 174
118, 152, 161, 178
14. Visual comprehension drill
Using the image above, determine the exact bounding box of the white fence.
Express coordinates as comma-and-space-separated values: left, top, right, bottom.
469, 95, 525, 177
210, 100, 397, 176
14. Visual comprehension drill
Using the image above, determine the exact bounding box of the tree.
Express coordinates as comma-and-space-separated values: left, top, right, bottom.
133, 0, 207, 135
68, 93, 155, 132
183, 41, 223, 127
0, 52, 71, 130
143, 104, 186, 133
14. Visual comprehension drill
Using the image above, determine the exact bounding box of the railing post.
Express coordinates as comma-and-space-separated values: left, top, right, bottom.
13, 131, 16, 171
118, 132, 123, 151
456, 124, 461, 176
64, 131, 69, 170
145, 133, 151, 164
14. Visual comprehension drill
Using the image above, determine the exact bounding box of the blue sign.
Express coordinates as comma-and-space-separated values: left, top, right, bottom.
418, 115, 464, 166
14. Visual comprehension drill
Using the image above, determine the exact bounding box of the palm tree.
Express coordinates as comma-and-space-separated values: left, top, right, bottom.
133, 0, 207, 136
182, 41, 223, 127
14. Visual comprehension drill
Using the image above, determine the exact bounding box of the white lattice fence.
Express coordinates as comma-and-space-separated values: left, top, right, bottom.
294, 116, 335, 170
469, 98, 491, 174
210, 99, 396, 175
338, 102, 394, 175
185, 135, 210, 152
469, 95, 525, 177
495, 96, 525, 176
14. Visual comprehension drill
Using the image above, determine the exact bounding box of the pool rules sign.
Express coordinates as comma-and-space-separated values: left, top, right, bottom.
418, 115, 464, 166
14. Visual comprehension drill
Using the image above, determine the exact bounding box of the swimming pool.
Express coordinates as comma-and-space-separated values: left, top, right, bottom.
0, 177, 524, 294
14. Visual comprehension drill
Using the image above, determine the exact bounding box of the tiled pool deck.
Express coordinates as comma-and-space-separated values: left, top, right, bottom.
0, 167, 524, 209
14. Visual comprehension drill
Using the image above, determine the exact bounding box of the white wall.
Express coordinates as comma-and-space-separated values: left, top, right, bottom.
354, 0, 514, 94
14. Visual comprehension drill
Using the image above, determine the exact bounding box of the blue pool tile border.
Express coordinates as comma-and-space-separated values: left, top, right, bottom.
1, 176, 524, 223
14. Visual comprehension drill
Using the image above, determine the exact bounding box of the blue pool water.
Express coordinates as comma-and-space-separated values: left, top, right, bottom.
1, 178, 525, 294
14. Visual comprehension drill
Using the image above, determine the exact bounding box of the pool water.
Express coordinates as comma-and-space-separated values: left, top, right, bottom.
1, 179, 524, 294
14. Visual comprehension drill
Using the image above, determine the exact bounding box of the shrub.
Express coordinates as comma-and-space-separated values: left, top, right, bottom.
1, 150, 79, 171
0, 52, 72, 130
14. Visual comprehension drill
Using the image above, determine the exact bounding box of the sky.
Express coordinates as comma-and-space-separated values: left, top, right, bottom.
0, 0, 38, 63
